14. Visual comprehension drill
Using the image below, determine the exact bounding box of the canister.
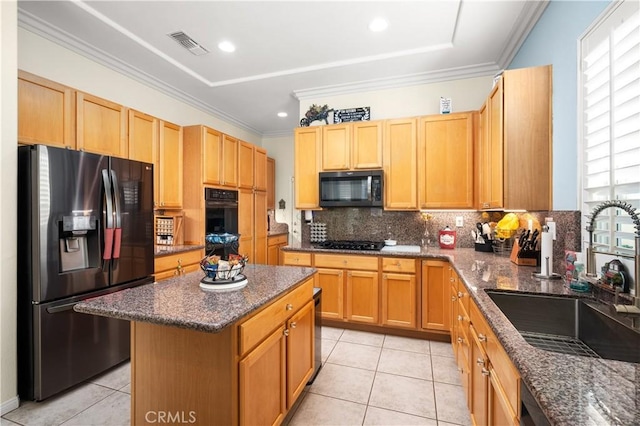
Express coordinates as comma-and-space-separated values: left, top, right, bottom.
438, 226, 456, 249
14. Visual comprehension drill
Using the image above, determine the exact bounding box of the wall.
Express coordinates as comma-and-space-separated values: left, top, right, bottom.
508, 0, 611, 210
1, 0, 19, 414
18, 28, 262, 145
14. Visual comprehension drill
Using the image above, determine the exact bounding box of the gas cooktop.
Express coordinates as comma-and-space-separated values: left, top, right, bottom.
315, 240, 385, 251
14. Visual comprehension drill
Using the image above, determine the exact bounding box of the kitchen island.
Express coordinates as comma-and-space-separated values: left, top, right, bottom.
283, 243, 640, 425
75, 264, 317, 426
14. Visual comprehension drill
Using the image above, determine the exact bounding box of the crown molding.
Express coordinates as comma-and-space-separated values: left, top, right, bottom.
497, 0, 550, 69
293, 62, 501, 100
17, 8, 262, 136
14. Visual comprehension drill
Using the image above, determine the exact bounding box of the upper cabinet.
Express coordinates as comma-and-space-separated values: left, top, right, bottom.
238, 140, 255, 189
76, 92, 128, 158
18, 71, 75, 148
418, 113, 475, 209
183, 125, 225, 187
222, 135, 239, 188
479, 65, 552, 210
267, 157, 276, 210
254, 147, 268, 192
294, 127, 321, 209
128, 109, 158, 165
383, 118, 418, 210
319, 121, 383, 171
157, 120, 183, 209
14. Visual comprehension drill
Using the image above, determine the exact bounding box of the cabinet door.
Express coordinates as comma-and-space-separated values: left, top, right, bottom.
238, 141, 255, 189
239, 188, 254, 260
157, 120, 183, 209
203, 127, 222, 185
239, 326, 286, 426
478, 102, 491, 209
222, 134, 239, 187
488, 368, 518, 426
76, 92, 127, 157
419, 113, 474, 209
321, 124, 350, 171
383, 118, 418, 210
421, 260, 451, 331
254, 147, 268, 192
294, 127, 321, 209
267, 157, 276, 210
352, 121, 383, 169
18, 71, 75, 148
381, 273, 416, 328
254, 191, 268, 264
486, 80, 504, 209
450, 283, 459, 357
267, 244, 280, 266
346, 270, 379, 324
286, 301, 315, 407
470, 326, 489, 426
128, 109, 157, 164
316, 268, 344, 320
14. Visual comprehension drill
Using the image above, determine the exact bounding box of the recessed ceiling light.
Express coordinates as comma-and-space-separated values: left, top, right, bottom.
218, 41, 236, 53
369, 18, 388, 32
277, 112, 288, 118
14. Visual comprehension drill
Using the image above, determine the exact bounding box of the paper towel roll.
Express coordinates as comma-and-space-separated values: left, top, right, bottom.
304, 210, 313, 222
540, 231, 553, 276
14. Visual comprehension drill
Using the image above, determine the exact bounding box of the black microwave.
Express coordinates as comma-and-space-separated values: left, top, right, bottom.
319, 170, 383, 207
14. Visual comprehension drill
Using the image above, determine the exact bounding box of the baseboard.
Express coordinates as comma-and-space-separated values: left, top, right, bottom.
1, 396, 20, 416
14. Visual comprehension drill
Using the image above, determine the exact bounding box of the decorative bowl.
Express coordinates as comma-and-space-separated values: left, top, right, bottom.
205, 233, 240, 245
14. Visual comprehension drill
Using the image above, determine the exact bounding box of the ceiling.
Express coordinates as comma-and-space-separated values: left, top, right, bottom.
17, 1, 548, 137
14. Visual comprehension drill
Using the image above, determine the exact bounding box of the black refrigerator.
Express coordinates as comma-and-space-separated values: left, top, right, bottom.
17, 145, 154, 401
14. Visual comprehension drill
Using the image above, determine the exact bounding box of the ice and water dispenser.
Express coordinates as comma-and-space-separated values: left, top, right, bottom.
59, 214, 98, 272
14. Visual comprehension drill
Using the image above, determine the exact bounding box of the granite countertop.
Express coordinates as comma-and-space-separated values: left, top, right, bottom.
74, 264, 316, 333
154, 244, 205, 257
284, 243, 639, 425
268, 230, 289, 237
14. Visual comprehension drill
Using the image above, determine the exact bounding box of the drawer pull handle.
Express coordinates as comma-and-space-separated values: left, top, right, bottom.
290, 322, 297, 329
457, 337, 463, 344
286, 303, 293, 311
481, 368, 490, 377
478, 334, 487, 342
451, 296, 457, 301
476, 358, 484, 366
458, 291, 464, 298
457, 315, 463, 321
283, 329, 290, 337
450, 277, 454, 282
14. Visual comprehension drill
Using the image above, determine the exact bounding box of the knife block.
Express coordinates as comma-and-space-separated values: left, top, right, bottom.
510, 240, 539, 266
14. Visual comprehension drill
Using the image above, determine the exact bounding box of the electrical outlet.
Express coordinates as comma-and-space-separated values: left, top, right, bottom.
455, 216, 464, 227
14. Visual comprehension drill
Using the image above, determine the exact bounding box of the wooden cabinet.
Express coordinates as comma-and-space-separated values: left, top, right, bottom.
314, 253, 379, 324
281, 251, 312, 267
267, 234, 288, 266
18, 70, 75, 148
383, 118, 418, 210
239, 279, 314, 425
421, 260, 451, 331
239, 188, 254, 260
321, 124, 350, 170
238, 140, 255, 189
418, 113, 475, 209
222, 134, 239, 187
267, 157, 276, 210
381, 257, 417, 328
479, 82, 504, 210
76, 92, 127, 158
352, 121, 383, 169
254, 147, 268, 192
469, 324, 489, 426
157, 120, 183, 209
128, 109, 158, 165
479, 65, 552, 210
154, 248, 203, 281
294, 127, 321, 209
254, 190, 268, 264
183, 125, 223, 188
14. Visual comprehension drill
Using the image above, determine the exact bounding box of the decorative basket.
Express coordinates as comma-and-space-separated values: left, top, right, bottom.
200, 254, 247, 281
492, 229, 516, 256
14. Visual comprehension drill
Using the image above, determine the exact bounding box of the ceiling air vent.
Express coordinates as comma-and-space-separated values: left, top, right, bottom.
168, 31, 209, 56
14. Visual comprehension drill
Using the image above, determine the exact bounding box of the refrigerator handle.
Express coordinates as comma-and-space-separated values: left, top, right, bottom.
110, 170, 122, 260
102, 169, 114, 260
46, 301, 78, 314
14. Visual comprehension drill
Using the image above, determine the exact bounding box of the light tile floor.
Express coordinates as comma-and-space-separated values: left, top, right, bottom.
2, 327, 471, 426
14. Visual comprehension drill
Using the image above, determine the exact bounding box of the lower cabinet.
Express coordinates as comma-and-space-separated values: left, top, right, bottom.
238, 279, 314, 426
381, 258, 417, 329
470, 324, 489, 426
267, 234, 288, 265
154, 248, 204, 281
421, 260, 451, 331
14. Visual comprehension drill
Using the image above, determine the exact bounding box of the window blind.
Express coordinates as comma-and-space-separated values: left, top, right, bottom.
580, 0, 640, 258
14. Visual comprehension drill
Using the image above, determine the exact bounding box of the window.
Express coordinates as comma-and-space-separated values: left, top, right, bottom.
580, 0, 639, 260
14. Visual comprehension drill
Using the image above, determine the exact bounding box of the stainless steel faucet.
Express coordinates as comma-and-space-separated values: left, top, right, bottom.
586, 200, 640, 317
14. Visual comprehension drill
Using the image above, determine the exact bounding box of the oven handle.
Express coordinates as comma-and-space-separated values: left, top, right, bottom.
367, 176, 372, 202
205, 201, 239, 209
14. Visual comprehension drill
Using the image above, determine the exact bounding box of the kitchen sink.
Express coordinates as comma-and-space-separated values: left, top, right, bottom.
485, 290, 640, 363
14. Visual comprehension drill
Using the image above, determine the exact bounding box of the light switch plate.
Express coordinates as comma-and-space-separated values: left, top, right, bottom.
455, 216, 464, 227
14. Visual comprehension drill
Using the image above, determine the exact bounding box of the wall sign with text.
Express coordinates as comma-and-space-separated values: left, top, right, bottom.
333, 107, 371, 123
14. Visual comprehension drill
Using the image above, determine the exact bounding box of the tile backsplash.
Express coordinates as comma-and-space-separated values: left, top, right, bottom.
302, 209, 582, 275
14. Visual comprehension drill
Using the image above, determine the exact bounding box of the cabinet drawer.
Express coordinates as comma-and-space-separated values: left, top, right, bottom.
314, 254, 378, 271
470, 300, 490, 349
282, 251, 312, 266
239, 278, 313, 356
154, 249, 203, 273
268, 234, 288, 246
381, 257, 416, 273
487, 330, 520, 418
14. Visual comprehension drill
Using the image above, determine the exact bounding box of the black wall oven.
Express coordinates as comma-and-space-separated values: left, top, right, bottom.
204, 188, 239, 257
